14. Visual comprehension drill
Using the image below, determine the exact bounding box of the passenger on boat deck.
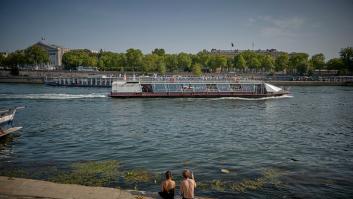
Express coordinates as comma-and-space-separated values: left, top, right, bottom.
158, 170, 176, 199
180, 169, 196, 199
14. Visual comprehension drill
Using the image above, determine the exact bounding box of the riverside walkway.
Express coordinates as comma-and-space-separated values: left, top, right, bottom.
0, 176, 152, 199
0, 176, 213, 199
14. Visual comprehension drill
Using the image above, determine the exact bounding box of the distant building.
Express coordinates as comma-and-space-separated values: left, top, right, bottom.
32, 40, 70, 68
210, 48, 283, 57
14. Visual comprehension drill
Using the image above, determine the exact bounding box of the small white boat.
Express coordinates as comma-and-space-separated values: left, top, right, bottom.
0, 107, 24, 138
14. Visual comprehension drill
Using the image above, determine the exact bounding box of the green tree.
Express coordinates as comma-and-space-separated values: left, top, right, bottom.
234, 54, 246, 70
326, 58, 344, 70
165, 54, 178, 72
339, 47, 353, 72
156, 57, 166, 75
62, 49, 97, 70
310, 53, 325, 70
248, 56, 261, 70
5, 50, 26, 67
275, 53, 289, 72
289, 53, 309, 74
209, 55, 227, 72
196, 50, 210, 69
142, 54, 158, 72
261, 54, 274, 71
192, 63, 202, 76
24, 45, 49, 65
177, 52, 192, 71
152, 48, 165, 57
126, 48, 143, 71
97, 52, 125, 71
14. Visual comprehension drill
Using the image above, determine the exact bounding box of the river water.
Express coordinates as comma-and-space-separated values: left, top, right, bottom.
0, 83, 352, 198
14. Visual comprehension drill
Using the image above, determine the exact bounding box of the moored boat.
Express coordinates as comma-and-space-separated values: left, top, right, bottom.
0, 107, 24, 138
110, 77, 289, 98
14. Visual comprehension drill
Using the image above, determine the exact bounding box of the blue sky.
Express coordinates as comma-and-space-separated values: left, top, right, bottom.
1, 0, 352, 59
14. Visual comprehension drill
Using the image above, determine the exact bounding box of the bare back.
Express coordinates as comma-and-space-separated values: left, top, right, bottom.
161, 179, 176, 192
180, 178, 196, 199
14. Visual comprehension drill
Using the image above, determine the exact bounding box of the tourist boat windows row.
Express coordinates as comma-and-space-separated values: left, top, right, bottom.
148, 83, 264, 93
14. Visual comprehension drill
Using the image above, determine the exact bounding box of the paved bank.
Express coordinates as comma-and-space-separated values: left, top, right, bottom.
0, 176, 152, 199
0, 176, 213, 199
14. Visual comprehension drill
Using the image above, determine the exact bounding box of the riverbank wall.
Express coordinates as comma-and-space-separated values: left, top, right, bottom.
1, 70, 352, 86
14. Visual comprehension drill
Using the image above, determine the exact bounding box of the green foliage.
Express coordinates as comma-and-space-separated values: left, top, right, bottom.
275, 53, 289, 72
310, 53, 325, 70
340, 47, 353, 71
165, 54, 178, 72
152, 48, 165, 56
289, 53, 309, 74
260, 54, 274, 71
25, 45, 49, 65
3, 46, 352, 75
234, 54, 246, 69
5, 50, 26, 66
98, 52, 125, 71
177, 52, 192, 71
326, 58, 344, 70
62, 49, 97, 70
248, 56, 261, 69
196, 50, 210, 69
192, 63, 202, 76
126, 48, 143, 71
209, 55, 227, 71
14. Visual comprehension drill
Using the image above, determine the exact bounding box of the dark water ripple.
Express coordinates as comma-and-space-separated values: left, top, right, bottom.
1, 84, 353, 198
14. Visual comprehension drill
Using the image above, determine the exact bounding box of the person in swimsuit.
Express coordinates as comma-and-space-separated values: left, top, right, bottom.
159, 170, 176, 199
180, 169, 196, 199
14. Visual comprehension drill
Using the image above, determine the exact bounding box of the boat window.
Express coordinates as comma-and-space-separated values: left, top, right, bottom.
216, 84, 231, 92
206, 84, 217, 91
167, 84, 183, 92
191, 84, 207, 92
230, 84, 241, 91
152, 84, 168, 92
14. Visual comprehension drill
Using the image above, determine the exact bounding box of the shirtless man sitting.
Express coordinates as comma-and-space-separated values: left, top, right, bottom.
180, 169, 196, 199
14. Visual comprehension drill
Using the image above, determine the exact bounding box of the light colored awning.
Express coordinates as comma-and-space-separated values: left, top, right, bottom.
265, 83, 282, 93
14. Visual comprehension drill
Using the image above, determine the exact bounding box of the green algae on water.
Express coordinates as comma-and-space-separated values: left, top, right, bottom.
51, 160, 120, 186
231, 168, 282, 192
124, 169, 152, 183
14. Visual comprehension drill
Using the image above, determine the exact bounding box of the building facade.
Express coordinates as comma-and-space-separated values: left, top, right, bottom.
33, 41, 70, 68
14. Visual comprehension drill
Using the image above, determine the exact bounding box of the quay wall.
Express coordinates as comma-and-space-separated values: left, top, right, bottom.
1, 70, 353, 86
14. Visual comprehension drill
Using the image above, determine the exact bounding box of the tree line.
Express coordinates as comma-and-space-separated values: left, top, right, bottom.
1, 45, 352, 76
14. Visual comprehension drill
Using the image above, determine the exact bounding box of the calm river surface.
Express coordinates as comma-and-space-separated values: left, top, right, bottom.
0, 83, 353, 198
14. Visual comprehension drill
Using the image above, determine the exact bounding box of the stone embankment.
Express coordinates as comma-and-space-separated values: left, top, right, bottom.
0, 70, 352, 86
0, 176, 213, 199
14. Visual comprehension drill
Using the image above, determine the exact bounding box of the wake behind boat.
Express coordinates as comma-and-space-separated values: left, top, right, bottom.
110, 77, 289, 98
0, 107, 24, 138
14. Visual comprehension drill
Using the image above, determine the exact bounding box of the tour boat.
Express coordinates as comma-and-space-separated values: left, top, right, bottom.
110, 77, 289, 98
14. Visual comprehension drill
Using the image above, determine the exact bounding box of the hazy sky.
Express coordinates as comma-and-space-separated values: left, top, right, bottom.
1, 0, 352, 59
